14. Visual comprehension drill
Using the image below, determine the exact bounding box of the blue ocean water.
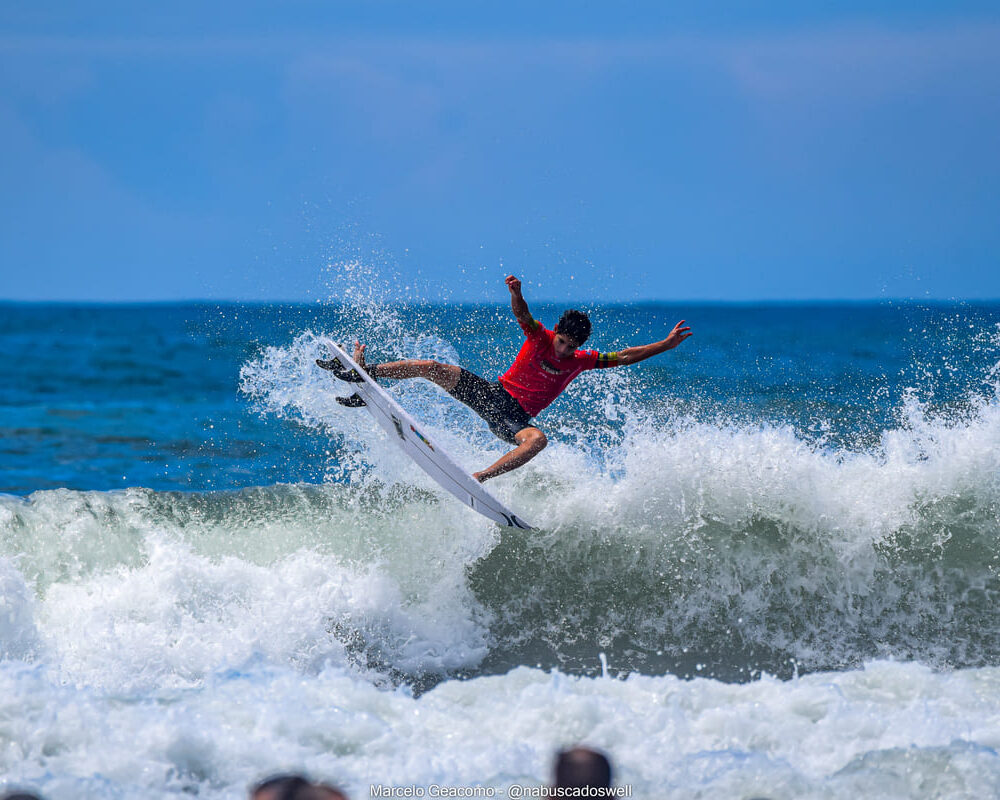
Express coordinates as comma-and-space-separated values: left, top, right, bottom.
2, 299, 1000, 799
4, 301, 998, 492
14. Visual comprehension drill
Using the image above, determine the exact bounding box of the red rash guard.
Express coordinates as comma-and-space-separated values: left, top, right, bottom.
498, 318, 619, 416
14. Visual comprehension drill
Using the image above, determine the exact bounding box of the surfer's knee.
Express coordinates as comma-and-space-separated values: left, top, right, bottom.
519, 427, 547, 452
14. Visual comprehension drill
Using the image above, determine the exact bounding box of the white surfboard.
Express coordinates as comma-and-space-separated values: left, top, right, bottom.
322, 340, 533, 529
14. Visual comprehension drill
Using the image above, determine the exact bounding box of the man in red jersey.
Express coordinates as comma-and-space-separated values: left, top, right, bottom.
328, 275, 692, 482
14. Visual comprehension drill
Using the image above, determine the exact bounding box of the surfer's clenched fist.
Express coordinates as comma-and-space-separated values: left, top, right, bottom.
505, 275, 523, 297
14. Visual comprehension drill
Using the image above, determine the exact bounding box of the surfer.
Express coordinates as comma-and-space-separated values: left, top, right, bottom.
327, 275, 692, 482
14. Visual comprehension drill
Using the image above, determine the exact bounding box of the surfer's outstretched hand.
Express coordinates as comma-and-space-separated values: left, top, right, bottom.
664, 320, 693, 350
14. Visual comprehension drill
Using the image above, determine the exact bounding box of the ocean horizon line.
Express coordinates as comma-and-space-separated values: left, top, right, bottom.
4, 296, 1000, 308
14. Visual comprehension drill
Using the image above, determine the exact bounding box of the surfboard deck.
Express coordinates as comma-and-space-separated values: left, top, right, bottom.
322, 340, 533, 529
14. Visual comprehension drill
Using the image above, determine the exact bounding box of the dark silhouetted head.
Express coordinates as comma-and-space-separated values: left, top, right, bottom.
250, 774, 311, 800
555, 310, 592, 346
554, 747, 613, 789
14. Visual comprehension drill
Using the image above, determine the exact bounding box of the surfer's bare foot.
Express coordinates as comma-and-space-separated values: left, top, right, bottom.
350, 341, 383, 380
353, 341, 367, 370
472, 471, 490, 483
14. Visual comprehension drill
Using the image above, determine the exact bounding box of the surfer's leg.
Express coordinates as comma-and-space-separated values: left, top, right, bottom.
373, 360, 461, 392
472, 427, 547, 483
348, 342, 460, 391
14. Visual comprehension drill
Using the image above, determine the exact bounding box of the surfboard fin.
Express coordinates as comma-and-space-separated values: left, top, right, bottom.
317, 352, 375, 407
316, 357, 364, 383
316, 356, 381, 384
335, 393, 366, 408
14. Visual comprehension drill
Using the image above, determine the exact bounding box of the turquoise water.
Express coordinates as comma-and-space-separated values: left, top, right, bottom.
2, 300, 1000, 798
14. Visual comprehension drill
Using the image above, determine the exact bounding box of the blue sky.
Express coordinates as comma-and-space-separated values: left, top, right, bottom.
2, 2, 999, 302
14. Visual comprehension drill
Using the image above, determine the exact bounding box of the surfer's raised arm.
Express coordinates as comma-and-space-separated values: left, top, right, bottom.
614, 320, 693, 366
505, 275, 534, 329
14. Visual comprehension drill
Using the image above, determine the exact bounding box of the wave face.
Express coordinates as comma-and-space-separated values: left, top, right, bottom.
3, 384, 1000, 693
3, 476, 1000, 798
234, 308, 1000, 685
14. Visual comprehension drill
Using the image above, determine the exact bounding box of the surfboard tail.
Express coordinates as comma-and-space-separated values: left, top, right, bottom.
322, 339, 533, 529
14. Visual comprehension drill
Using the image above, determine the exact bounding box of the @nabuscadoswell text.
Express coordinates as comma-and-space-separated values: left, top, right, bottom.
370, 786, 632, 797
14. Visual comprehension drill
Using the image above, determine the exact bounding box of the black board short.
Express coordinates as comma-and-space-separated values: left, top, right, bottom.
448, 369, 534, 445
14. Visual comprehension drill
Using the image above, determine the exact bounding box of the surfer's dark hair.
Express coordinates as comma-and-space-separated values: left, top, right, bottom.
556, 309, 592, 345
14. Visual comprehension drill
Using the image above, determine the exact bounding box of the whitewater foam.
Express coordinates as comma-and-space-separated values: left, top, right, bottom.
0, 557, 38, 661
2, 659, 1000, 799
